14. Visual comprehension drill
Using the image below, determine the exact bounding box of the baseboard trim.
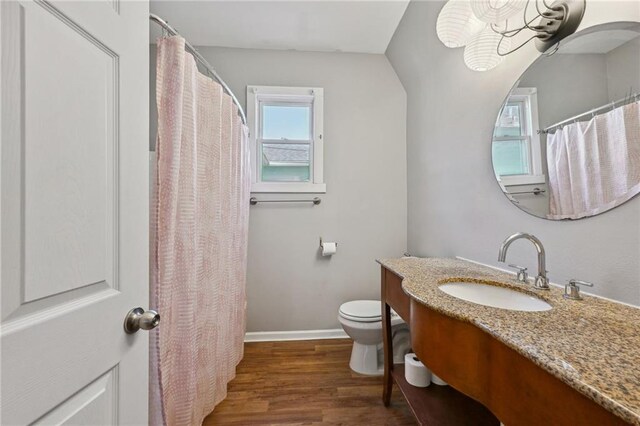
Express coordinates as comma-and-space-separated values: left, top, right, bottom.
244, 328, 349, 343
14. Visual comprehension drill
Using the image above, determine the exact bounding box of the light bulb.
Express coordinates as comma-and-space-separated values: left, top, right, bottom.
437, 0, 487, 48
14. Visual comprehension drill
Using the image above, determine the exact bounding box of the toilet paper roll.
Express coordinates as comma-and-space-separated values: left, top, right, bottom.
404, 353, 431, 387
321, 242, 337, 256
431, 374, 448, 386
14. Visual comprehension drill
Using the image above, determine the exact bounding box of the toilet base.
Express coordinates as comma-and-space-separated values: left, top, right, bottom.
349, 342, 383, 376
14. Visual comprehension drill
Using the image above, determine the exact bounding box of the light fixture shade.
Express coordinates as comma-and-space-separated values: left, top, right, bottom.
470, 0, 527, 24
437, 0, 486, 48
463, 27, 511, 71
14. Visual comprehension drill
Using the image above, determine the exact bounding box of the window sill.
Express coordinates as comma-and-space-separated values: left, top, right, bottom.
251, 182, 326, 194
499, 175, 546, 186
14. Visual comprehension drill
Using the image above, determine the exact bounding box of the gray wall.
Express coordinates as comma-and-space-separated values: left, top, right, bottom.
504, 183, 550, 217
606, 36, 640, 101
520, 54, 610, 130
151, 46, 407, 331
386, 1, 640, 305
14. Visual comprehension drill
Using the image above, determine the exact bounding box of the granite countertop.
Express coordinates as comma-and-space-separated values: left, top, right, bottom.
377, 257, 640, 425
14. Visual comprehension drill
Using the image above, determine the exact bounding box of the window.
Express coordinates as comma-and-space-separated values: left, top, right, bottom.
492, 87, 545, 186
247, 86, 325, 193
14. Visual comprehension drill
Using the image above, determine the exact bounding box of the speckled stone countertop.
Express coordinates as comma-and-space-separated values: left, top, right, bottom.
377, 257, 640, 425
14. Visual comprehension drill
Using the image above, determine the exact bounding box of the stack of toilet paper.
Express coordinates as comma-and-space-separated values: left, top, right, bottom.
404, 353, 448, 387
404, 353, 430, 387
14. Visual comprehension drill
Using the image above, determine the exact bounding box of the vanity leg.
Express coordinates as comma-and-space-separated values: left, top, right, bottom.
382, 271, 393, 406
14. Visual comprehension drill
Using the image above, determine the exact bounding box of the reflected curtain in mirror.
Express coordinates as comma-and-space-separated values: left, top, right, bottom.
547, 101, 640, 219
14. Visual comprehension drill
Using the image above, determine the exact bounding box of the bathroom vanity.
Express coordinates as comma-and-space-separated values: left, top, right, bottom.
380, 265, 499, 426
380, 257, 640, 426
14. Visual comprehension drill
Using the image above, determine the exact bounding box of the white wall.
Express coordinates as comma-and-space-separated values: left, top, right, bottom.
151, 46, 407, 331
386, 1, 640, 305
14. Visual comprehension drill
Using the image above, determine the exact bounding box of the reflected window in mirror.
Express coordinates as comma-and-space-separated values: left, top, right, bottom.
492, 88, 544, 186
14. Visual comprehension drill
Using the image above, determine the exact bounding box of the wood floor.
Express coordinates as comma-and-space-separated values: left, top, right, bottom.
203, 339, 416, 425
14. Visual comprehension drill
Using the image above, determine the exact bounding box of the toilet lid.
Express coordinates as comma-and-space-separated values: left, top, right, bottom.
339, 300, 381, 322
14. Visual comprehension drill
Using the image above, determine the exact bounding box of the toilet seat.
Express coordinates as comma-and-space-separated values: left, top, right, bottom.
339, 300, 383, 323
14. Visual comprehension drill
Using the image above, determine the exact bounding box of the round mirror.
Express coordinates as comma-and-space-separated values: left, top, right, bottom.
492, 22, 640, 220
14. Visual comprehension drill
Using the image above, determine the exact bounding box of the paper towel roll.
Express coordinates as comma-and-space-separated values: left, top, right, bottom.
321, 242, 337, 256
404, 353, 431, 387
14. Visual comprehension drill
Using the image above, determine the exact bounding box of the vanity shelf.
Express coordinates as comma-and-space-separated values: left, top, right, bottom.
381, 267, 499, 426
390, 364, 498, 425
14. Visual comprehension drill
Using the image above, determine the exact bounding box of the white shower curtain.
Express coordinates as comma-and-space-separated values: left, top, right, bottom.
150, 36, 250, 426
547, 100, 640, 219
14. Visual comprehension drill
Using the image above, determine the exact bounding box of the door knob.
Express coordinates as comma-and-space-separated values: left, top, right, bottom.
124, 307, 160, 334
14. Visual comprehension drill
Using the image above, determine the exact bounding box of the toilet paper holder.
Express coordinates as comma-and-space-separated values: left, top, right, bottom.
319, 237, 338, 248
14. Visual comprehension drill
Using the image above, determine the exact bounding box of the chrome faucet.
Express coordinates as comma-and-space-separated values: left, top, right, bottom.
498, 232, 550, 290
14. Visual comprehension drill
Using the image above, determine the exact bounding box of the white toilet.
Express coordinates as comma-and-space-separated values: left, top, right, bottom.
338, 300, 410, 376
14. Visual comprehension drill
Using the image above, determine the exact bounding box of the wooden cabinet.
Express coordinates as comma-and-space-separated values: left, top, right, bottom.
410, 297, 629, 426
381, 267, 499, 425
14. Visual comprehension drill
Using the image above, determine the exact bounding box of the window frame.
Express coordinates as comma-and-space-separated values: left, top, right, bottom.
493, 87, 545, 186
247, 85, 326, 193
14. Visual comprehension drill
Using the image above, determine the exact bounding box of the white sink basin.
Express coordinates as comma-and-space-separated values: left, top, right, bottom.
438, 282, 552, 312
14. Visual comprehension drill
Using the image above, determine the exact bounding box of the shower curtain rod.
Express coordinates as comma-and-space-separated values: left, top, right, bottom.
149, 13, 247, 125
541, 92, 639, 134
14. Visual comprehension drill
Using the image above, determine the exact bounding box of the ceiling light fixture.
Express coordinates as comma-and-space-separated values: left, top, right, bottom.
464, 26, 512, 71
436, 0, 486, 48
437, 0, 586, 71
470, 0, 527, 24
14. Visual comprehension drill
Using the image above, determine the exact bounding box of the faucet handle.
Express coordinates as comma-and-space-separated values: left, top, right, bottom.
508, 264, 528, 282
564, 279, 594, 301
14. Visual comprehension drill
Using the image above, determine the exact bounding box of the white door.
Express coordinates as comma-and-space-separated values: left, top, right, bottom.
1, 0, 150, 424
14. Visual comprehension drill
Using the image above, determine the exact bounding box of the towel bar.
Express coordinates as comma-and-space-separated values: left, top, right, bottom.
249, 197, 321, 205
